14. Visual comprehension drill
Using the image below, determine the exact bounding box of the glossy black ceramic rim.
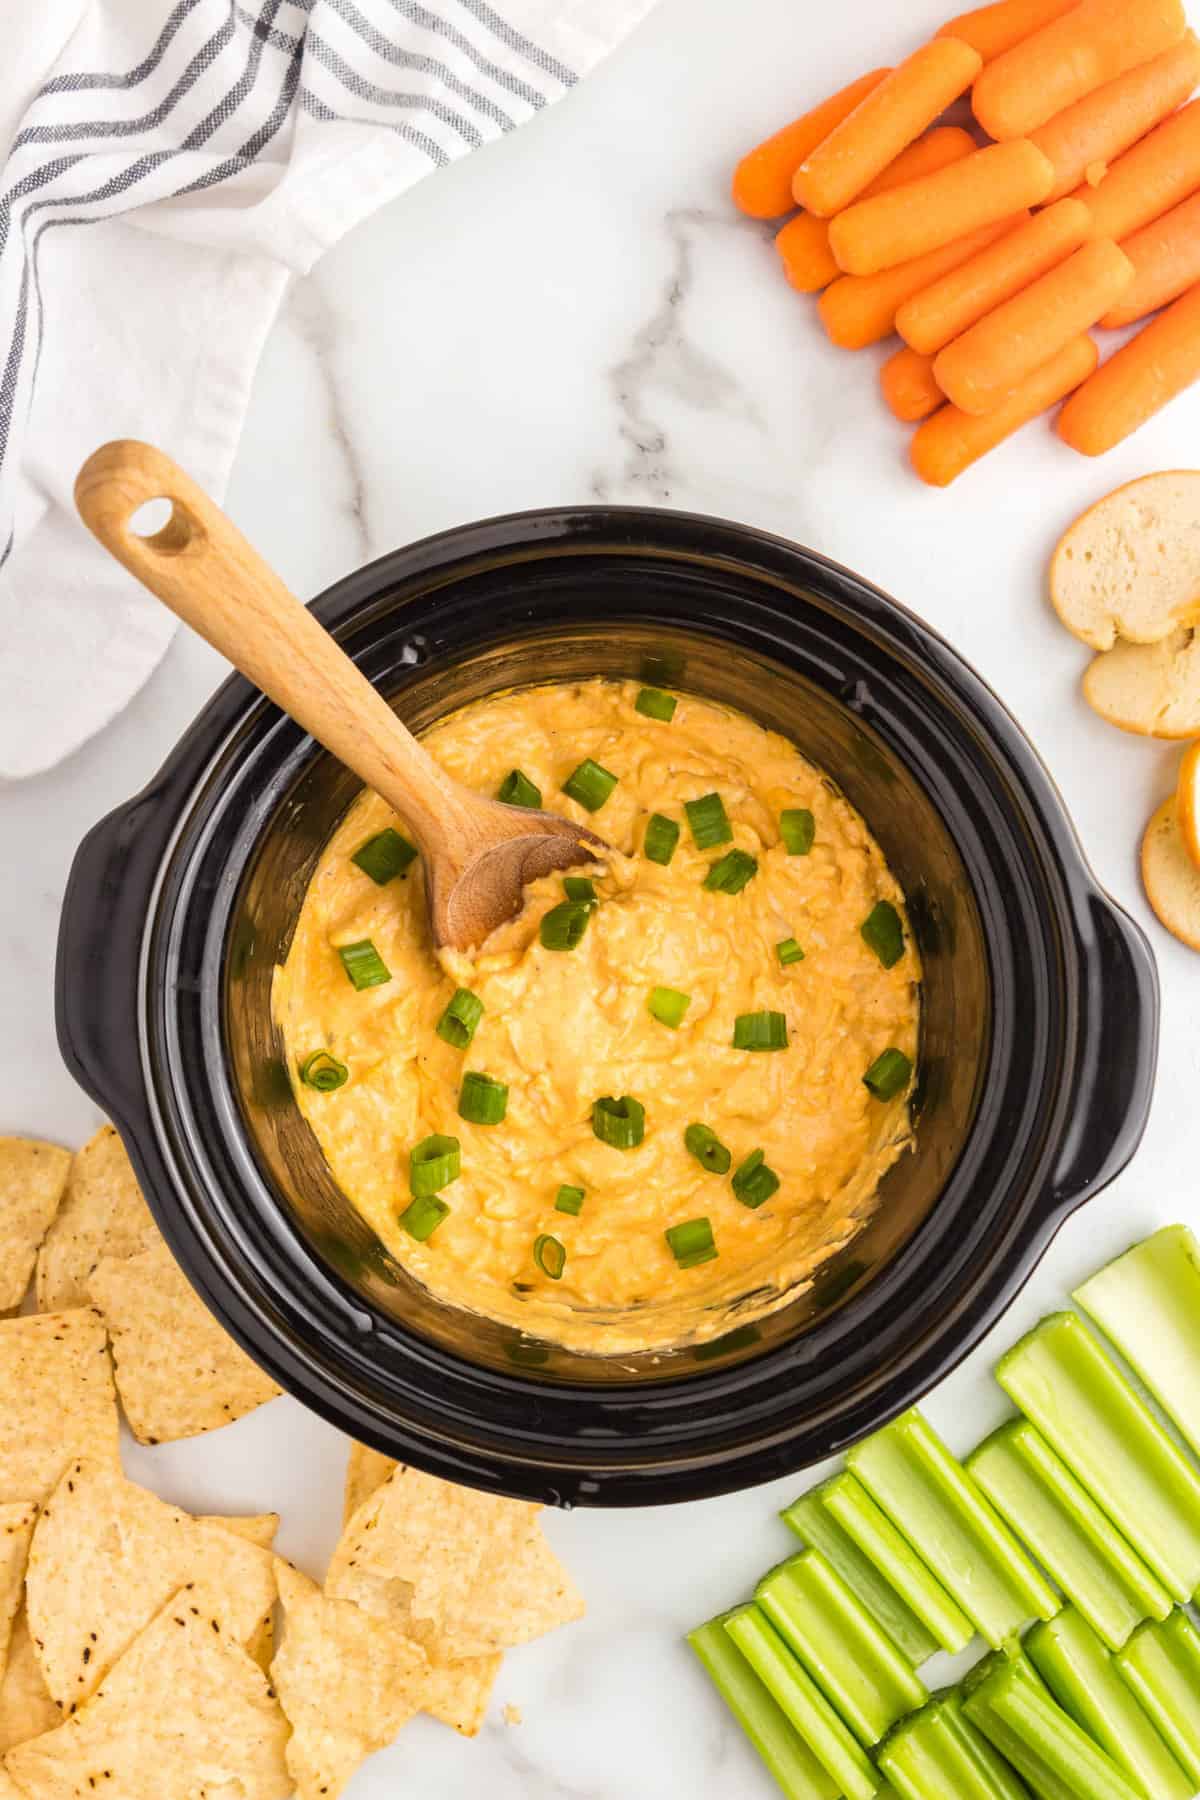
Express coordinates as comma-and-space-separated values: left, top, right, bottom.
56, 506, 1159, 1506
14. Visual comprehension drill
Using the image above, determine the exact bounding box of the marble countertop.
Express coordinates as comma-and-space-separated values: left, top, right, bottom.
4, 0, 1200, 1792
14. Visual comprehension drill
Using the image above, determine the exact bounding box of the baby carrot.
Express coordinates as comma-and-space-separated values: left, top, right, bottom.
912, 335, 1100, 484
819, 213, 1028, 348
793, 38, 982, 217
1058, 280, 1200, 453
1031, 32, 1200, 204
934, 238, 1132, 414
829, 139, 1053, 276
1101, 190, 1200, 325
732, 68, 890, 219
973, 0, 1188, 140
936, 0, 1078, 62
897, 198, 1091, 354
775, 126, 974, 292
881, 347, 945, 421
1077, 98, 1200, 243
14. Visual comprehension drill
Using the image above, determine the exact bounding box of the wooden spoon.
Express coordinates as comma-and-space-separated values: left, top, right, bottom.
75, 440, 605, 950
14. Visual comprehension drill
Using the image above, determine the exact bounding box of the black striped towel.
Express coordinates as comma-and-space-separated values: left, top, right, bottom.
0, 0, 654, 777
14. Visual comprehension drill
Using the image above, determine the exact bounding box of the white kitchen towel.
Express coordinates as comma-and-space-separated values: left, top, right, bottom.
0, 0, 654, 779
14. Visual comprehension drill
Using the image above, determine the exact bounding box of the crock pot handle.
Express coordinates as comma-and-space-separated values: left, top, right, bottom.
1046, 890, 1159, 1217
55, 787, 169, 1130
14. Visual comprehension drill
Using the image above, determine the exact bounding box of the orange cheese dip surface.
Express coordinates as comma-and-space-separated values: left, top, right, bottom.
272, 679, 920, 1353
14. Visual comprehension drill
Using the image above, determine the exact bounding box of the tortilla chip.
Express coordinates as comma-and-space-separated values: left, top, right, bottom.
198, 1513, 280, 1549
326, 1465, 585, 1661
0, 1768, 25, 1799
87, 1238, 280, 1443
342, 1441, 397, 1527
422, 1653, 502, 1737
35, 1127, 157, 1314
0, 1606, 60, 1754
0, 1507, 35, 1691
5, 1586, 291, 1800
0, 1311, 117, 1506
0, 1140, 71, 1314
271, 1561, 428, 1799
340, 1447, 499, 1733
25, 1459, 278, 1712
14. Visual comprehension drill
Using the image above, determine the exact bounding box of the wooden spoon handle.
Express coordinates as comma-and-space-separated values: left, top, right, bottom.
74, 439, 468, 846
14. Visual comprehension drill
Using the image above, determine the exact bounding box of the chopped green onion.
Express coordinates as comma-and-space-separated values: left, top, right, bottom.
880, 1692, 1031, 1800
539, 900, 593, 951
399, 1194, 450, 1242
687, 1614, 841, 1800
351, 828, 418, 885
996, 1311, 1200, 1603
591, 1094, 645, 1149
967, 1419, 1170, 1653
497, 768, 542, 808
299, 1050, 348, 1092
635, 686, 677, 721
864, 1048, 912, 1100
820, 1471, 974, 1656
684, 1123, 732, 1176
337, 939, 391, 990
756, 1550, 928, 1747
563, 758, 618, 812
554, 1184, 585, 1216
861, 900, 905, 969
780, 809, 815, 856
1074, 1225, 1200, 1462
435, 988, 484, 1050
723, 1606, 881, 1800
643, 812, 680, 865
685, 791, 732, 849
776, 937, 805, 966
733, 1011, 788, 1052
704, 849, 759, 894
1027, 1607, 1194, 1800
458, 1071, 508, 1125
782, 1484, 940, 1667
563, 876, 596, 903
409, 1134, 461, 1197
732, 1149, 780, 1209
533, 1233, 566, 1280
1116, 1612, 1200, 1785
648, 986, 691, 1029
965, 1650, 1143, 1800
848, 1408, 1059, 1649
665, 1216, 717, 1269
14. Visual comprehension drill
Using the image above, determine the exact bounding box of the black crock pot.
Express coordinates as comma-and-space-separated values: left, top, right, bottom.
56, 507, 1158, 1507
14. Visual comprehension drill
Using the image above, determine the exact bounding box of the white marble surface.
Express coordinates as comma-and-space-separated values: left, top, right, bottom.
4, 0, 1200, 1792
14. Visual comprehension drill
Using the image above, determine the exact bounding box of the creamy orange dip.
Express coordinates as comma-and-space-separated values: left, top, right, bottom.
272, 679, 920, 1353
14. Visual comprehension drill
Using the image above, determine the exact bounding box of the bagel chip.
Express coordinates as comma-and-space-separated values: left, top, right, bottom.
1083, 627, 1200, 738
1142, 798, 1200, 950
1050, 471, 1200, 651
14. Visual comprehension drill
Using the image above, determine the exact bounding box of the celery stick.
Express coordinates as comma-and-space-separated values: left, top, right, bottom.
848, 1409, 1059, 1648
757, 1550, 927, 1747
1115, 1612, 1200, 1786
822, 1472, 974, 1655
688, 1614, 840, 1800
724, 1603, 882, 1800
968, 1421, 1171, 1652
1075, 1226, 1200, 1462
879, 1691, 1032, 1800
965, 1655, 1143, 1800
783, 1484, 940, 1664
997, 1313, 1200, 1603
1026, 1607, 1192, 1800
